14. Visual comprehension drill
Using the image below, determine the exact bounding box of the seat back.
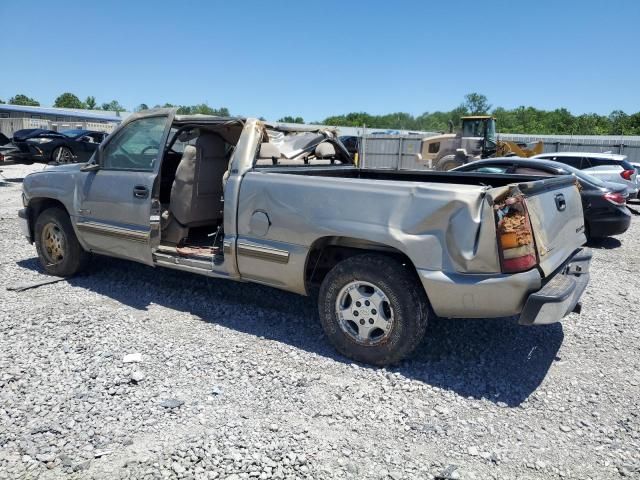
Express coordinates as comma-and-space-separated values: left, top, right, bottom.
170, 133, 228, 227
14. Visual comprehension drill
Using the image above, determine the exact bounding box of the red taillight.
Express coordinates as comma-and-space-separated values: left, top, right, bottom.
603, 192, 626, 205
621, 169, 634, 180
494, 194, 538, 273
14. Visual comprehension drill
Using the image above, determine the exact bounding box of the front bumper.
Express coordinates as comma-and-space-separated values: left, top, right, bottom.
18, 207, 31, 242
519, 248, 592, 325
11, 142, 45, 162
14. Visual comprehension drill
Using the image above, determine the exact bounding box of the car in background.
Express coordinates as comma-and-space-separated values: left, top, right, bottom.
532, 152, 639, 199
453, 158, 631, 239
338, 135, 359, 157
10, 128, 108, 164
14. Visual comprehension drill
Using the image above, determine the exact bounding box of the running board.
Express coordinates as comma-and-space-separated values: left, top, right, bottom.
153, 251, 231, 279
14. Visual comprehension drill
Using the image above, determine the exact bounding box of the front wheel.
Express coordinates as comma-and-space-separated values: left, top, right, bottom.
34, 207, 89, 276
434, 154, 464, 171
318, 254, 429, 366
52, 146, 74, 164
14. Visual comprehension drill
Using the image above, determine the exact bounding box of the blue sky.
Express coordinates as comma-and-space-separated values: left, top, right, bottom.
1, 0, 638, 120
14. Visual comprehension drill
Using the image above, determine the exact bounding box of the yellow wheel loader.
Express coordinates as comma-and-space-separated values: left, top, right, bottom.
420, 116, 543, 171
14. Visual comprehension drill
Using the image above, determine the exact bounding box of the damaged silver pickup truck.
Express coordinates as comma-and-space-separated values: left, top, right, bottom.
19, 109, 592, 365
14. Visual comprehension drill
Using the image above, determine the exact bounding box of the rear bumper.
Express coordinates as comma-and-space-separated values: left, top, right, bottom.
588, 208, 632, 237
417, 248, 592, 322
519, 248, 591, 325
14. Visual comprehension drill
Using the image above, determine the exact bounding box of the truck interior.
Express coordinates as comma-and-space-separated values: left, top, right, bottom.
155, 120, 351, 264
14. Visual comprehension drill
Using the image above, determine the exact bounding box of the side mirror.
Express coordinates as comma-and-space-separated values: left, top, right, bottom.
80, 162, 100, 172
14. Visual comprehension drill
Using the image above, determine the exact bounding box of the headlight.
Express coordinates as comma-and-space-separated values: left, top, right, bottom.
29, 138, 53, 144
22, 192, 28, 207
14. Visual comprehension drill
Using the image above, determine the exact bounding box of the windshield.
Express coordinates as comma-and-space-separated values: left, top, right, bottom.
60, 129, 86, 138
485, 119, 497, 146
462, 119, 485, 138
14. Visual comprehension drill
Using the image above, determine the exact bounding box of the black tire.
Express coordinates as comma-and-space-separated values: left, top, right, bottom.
435, 154, 464, 171
318, 254, 429, 366
34, 207, 89, 276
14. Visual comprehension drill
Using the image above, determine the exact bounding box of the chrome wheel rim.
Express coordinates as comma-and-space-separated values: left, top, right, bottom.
335, 280, 394, 346
41, 222, 65, 265
55, 147, 73, 164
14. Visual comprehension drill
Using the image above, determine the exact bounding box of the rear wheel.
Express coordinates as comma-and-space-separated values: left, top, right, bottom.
34, 207, 89, 276
318, 254, 429, 366
52, 146, 74, 164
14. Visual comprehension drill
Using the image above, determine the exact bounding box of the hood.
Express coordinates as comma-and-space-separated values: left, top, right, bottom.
25, 162, 85, 176
44, 162, 85, 173
13, 129, 65, 141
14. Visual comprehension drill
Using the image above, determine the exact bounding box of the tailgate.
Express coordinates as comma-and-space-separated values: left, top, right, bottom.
518, 176, 586, 276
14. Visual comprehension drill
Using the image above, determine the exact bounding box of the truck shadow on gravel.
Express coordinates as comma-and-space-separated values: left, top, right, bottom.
18, 256, 563, 407
586, 237, 622, 250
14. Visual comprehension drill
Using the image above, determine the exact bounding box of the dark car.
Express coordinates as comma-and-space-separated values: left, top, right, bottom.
338, 135, 359, 157
10, 128, 108, 164
453, 158, 632, 239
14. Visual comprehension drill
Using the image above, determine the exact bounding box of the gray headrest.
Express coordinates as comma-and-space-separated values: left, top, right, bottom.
181, 145, 197, 161
178, 128, 200, 143
315, 142, 336, 159
259, 143, 281, 160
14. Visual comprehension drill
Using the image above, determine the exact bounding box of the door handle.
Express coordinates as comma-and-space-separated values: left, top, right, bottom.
555, 193, 566, 211
133, 185, 149, 199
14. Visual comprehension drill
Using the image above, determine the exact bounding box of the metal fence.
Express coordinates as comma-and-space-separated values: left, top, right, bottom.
357, 131, 640, 168
0, 118, 116, 138
499, 133, 640, 163
359, 135, 426, 169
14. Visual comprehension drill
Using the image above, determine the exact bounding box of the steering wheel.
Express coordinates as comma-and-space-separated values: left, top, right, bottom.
141, 145, 159, 155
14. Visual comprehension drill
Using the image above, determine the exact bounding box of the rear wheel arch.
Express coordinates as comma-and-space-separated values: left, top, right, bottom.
304, 236, 423, 293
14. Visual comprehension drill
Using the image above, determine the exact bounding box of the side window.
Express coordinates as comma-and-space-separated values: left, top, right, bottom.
472, 165, 510, 173
555, 156, 582, 169
514, 167, 553, 176
586, 157, 619, 168
428, 142, 440, 154
102, 116, 167, 171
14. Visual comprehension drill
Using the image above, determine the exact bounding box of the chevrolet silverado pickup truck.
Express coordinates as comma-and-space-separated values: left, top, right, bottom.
19, 109, 592, 365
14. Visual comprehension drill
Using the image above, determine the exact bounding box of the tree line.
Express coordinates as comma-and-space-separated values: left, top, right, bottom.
321, 94, 640, 136
2, 92, 639, 135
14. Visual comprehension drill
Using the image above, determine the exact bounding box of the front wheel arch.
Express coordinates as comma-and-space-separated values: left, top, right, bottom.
34, 206, 89, 276
27, 198, 69, 243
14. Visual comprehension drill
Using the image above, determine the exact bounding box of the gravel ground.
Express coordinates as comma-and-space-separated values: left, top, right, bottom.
0, 162, 639, 480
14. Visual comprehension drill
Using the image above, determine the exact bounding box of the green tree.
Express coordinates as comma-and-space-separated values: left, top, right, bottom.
0, 98, 5, 104
135, 103, 149, 112
54, 93, 85, 109
85, 96, 97, 110
101, 100, 125, 112
174, 104, 229, 116
609, 110, 630, 135
277, 116, 304, 124
9, 94, 40, 106
463, 93, 491, 115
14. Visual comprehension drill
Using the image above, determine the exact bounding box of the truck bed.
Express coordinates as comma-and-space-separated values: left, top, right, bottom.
258, 165, 562, 189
